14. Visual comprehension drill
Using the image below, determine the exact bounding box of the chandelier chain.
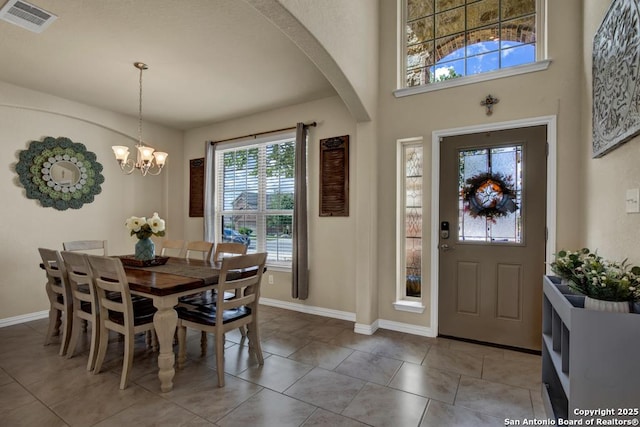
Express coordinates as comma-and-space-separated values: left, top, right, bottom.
138, 65, 143, 146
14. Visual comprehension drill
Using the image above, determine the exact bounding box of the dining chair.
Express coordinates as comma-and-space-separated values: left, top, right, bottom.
87, 255, 157, 390
62, 240, 108, 335
182, 240, 217, 347
184, 240, 214, 262
213, 242, 247, 262
214, 242, 248, 297
160, 239, 185, 257
38, 248, 73, 356
176, 252, 267, 387
63, 240, 108, 255
60, 251, 100, 371
184, 241, 249, 344
213, 241, 250, 337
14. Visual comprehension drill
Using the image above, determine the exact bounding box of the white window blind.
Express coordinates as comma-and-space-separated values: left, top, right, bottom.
215, 132, 295, 266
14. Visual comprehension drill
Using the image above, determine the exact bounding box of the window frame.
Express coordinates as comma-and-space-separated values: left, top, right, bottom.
214, 131, 296, 269
394, 137, 426, 313
397, 0, 549, 93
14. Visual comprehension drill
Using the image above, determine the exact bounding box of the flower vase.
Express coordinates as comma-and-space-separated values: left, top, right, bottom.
584, 296, 630, 313
135, 237, 155, 261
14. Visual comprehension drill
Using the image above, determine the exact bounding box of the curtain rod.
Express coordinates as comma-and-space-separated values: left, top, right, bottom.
210, 121, 317, 145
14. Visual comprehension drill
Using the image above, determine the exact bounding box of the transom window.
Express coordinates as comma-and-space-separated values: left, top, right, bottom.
404, 0, 537, 87
215, 134, 295, 266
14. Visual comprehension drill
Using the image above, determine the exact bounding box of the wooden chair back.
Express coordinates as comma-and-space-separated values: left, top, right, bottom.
86, 255, 155, 389
63, 240, 108, 255
38, 247, 72, 356
185, 240, 213, 261
160, 239, 185, 257
216, 252, 267, 315
213, 242, 248, 262
86, 255, 134, 334
60, 250, 99, 370
177, 252, 267, 387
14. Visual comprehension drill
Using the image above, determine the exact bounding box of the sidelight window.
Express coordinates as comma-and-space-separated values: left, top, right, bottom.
397, 138, 424, 305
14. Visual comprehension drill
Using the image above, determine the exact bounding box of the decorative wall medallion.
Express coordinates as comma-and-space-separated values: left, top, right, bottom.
592, 0, 640, 157
15, 136, 104, 210
462, 172, 517, 221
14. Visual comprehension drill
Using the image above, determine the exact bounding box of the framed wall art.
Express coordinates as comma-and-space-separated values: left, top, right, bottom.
592, 0, 640, 158
15, 136, 104, 210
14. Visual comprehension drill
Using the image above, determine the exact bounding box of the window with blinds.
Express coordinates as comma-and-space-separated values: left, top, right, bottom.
215, 133, 295, 266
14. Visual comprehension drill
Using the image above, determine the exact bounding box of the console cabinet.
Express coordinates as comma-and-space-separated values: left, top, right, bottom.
542, 276, 640, 420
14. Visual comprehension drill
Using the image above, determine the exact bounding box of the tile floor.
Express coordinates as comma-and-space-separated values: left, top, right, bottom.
0, 306, 546, 426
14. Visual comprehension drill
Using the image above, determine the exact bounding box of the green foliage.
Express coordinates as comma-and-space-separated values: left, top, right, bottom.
266, 142, 294, 178
130, 224, 165, 240
434, 67, 462, 82
550, 248, 592, 280
551, 248, 640, 302
238, 227, 252, 236
223, 142, 294, 178
267, 193, 293, 233
269, 193, 294, 210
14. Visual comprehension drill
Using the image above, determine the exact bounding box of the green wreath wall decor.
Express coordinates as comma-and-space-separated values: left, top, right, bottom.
15, 136, 104, 211
461, 172, 518, 220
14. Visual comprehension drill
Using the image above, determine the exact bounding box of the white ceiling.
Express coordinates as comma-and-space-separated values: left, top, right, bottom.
0, 0, 337, 130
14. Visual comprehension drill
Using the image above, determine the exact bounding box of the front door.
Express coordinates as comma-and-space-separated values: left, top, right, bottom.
438, 126, 547, 351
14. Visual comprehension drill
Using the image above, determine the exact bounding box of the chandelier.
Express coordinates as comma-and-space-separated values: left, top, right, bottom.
112, 62, 167, 176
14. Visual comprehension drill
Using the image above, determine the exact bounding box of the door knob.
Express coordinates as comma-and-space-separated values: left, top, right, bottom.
440, 244, 453, 251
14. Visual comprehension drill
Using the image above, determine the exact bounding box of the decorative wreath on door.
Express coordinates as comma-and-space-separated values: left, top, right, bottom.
461, 172, 518, 220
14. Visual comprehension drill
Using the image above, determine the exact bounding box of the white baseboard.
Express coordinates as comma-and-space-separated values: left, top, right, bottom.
260, 298, 436, 337
354, 320, 379, 335
260, 297, 356, 321
2, 303, 437, 338
0, 310, 48, 328
378, 319, 436, 337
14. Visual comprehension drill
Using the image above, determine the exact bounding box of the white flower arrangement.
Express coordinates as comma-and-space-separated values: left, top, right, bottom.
551, 248, 640, 302
125, 212, 166, 239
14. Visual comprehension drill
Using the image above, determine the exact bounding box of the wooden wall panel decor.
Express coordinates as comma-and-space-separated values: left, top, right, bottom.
189, 158, 204, 217
319, 135, 349, 216
592, 0, 640, 157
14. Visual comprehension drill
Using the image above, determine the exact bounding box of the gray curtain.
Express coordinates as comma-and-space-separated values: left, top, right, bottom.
292, 122, 309, 299
203, 141, 216, 243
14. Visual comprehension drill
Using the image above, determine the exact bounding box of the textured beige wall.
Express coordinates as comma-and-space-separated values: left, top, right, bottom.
277, 0, 379, 116
375, 0, 585, 327
0, 82, 183, 321
3, 0, 611, 335
183, 95, 358, 313
582, 1, 640, 265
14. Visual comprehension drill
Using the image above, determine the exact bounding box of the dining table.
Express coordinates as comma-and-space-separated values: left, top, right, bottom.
119, 255, 224, 392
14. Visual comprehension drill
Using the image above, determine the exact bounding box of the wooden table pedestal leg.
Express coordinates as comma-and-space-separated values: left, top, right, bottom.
153, 297, 178, 393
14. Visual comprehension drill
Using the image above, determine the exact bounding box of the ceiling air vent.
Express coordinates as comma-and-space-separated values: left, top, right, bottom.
0, 0, 57, 33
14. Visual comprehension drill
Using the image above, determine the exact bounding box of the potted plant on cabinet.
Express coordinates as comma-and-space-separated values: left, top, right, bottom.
551, 248, 640, 313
